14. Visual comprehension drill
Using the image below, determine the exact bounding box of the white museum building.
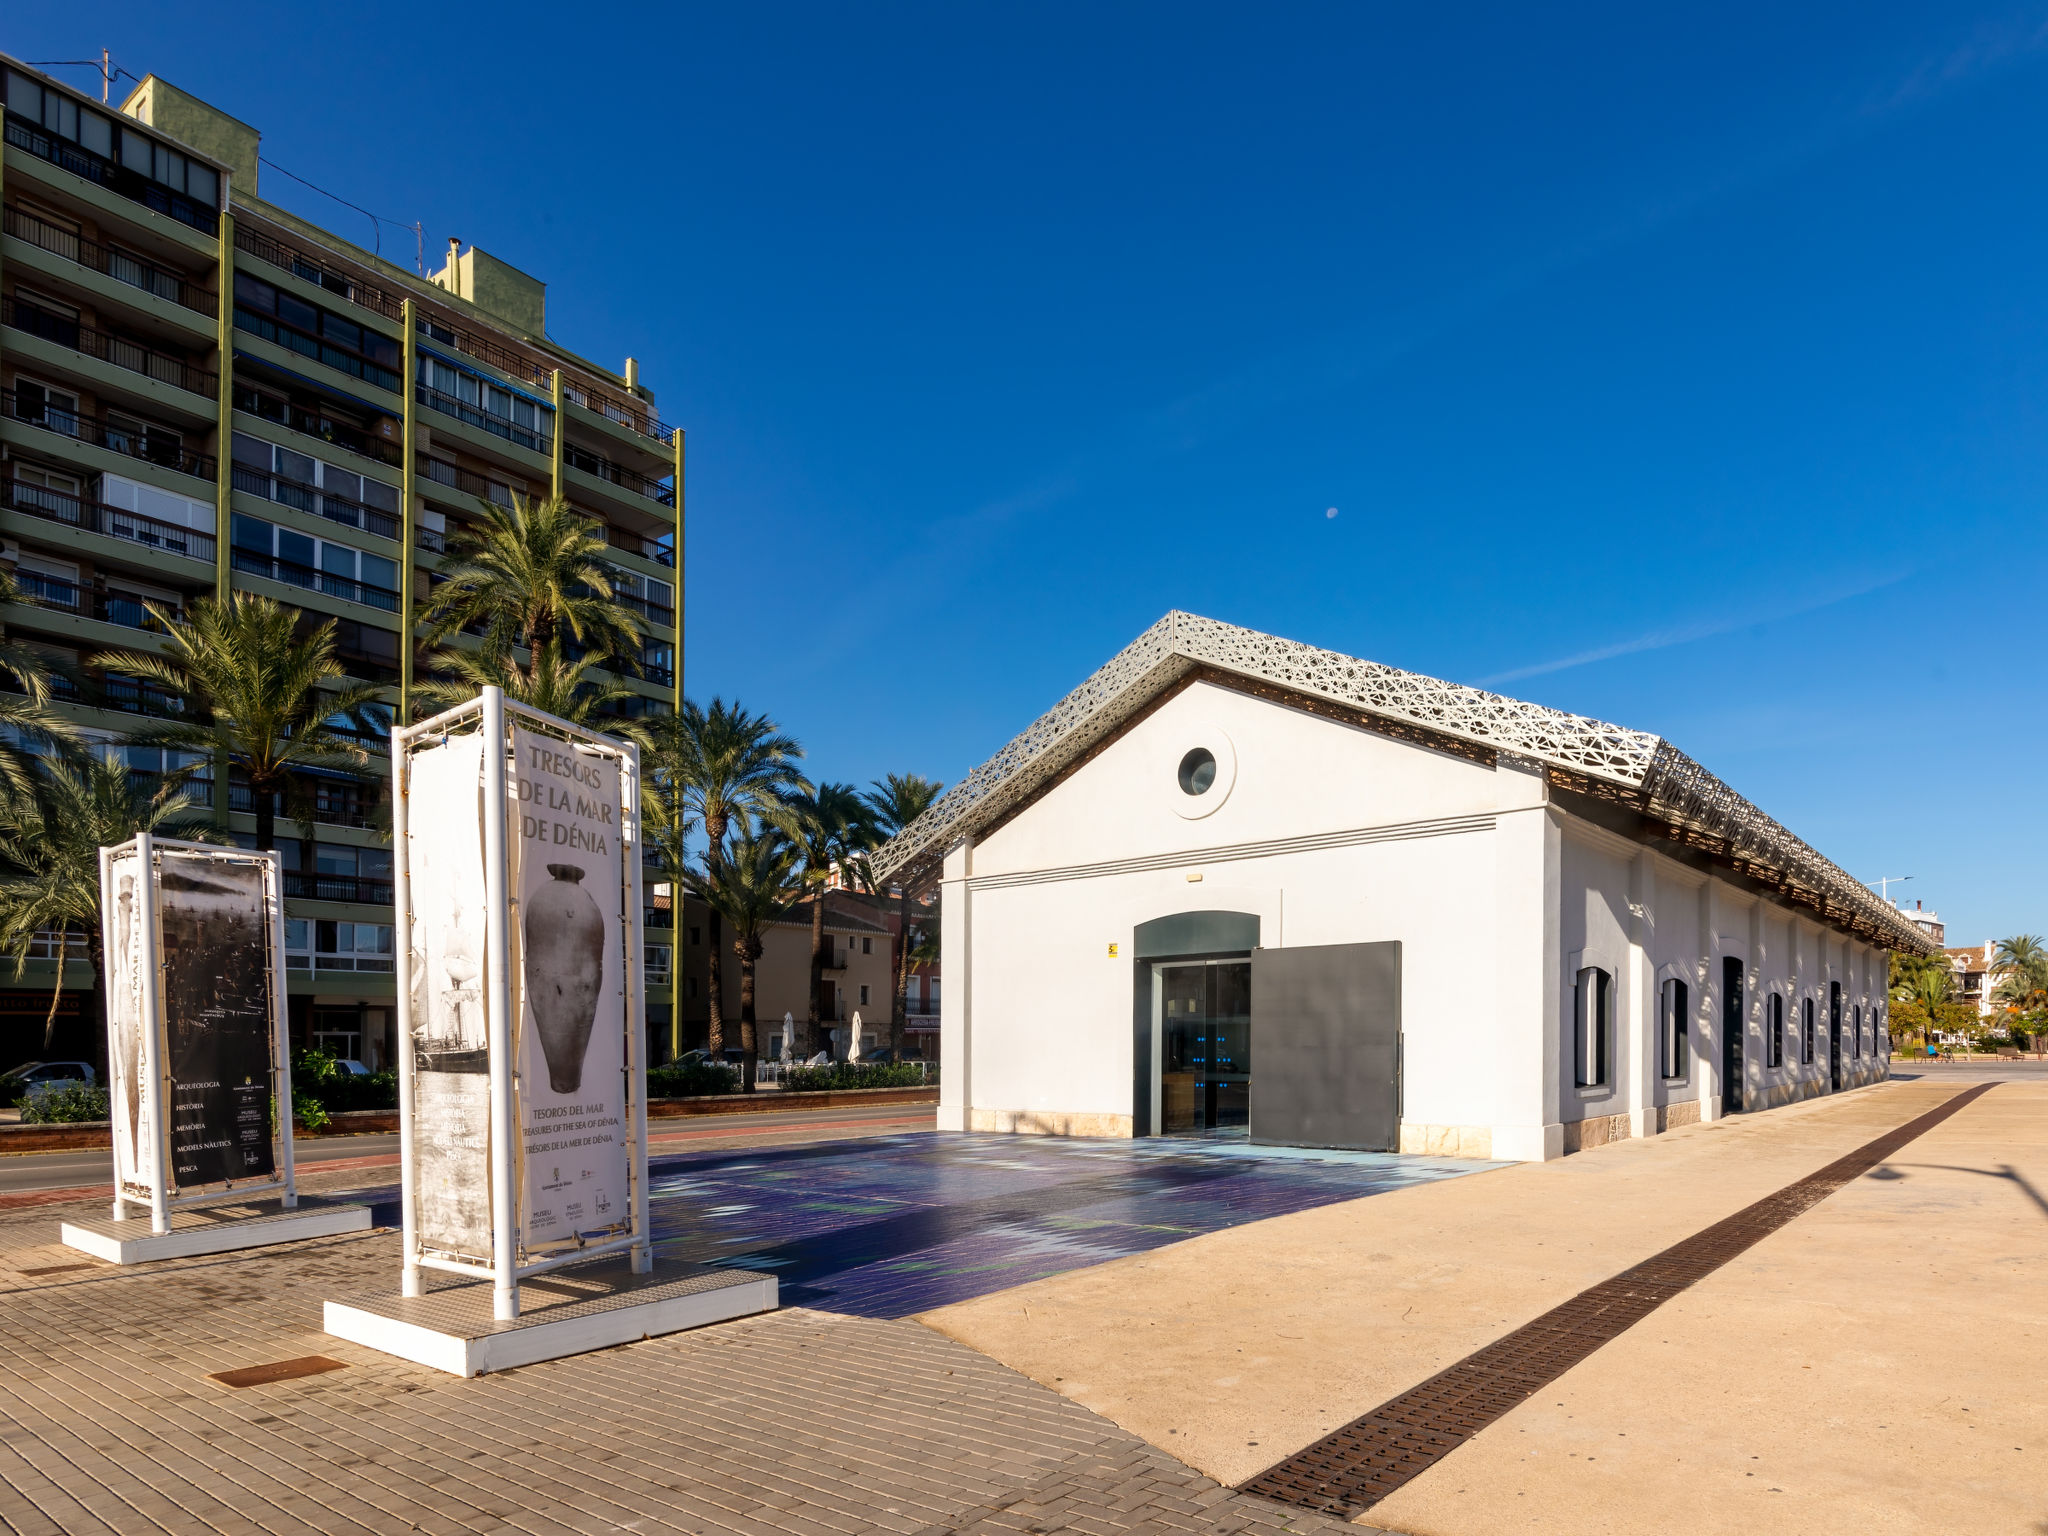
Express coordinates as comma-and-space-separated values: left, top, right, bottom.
869, 613, 1935, 1162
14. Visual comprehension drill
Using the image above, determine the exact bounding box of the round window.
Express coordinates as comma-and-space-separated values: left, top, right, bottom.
1177, 747, 1218, 796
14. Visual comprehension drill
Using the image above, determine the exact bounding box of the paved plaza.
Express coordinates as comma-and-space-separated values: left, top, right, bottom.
1, 1076, 2043, 1535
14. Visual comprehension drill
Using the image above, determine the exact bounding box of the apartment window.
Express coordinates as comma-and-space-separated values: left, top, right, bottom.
233, 432, 398, 536
1659, 977, 1690, 1078
9, 378, 81, 435
1802, 998, 1815, 1064
1769, 993, 1785, 1068
231, 513, 399, 609
861, 936, 873, 955
645, 945, 672, 986
686, 976, 699, 999
416, 352, 552, 452
1574, 966, 1612, 1089
234, 273, 401, 391
3, 69, 218, 229
312, 921, 394, 972
1854, 1004, 1863, 1058
858, 984, 871, 1007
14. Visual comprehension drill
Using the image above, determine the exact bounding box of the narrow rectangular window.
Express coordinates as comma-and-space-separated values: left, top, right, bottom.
1660, 977, 1690, 1078
1803, 998, 1815, 1064
1574, 966, 1612, 1089
1769, 993, 1784, 1068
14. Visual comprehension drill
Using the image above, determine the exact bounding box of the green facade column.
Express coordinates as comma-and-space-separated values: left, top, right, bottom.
213, 208, 236, 827
549, 369, 565, 501
400, 299, 418, 724
672, 427, 684, 717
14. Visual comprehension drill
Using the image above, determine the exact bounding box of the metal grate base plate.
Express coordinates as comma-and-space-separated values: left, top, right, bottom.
1239, 1085, 1996, 1517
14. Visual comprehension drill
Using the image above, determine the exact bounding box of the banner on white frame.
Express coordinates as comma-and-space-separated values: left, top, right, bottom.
510, 726, 629, 1250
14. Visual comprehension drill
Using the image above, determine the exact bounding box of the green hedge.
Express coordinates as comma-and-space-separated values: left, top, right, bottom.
647, 1060, 742, 1098
292, 1049, 397, 1113
20, 1079, 110, 1124
778, 1062, 927, 1092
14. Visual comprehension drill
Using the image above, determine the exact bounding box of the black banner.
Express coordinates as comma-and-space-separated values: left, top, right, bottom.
159, 860, 275, 1188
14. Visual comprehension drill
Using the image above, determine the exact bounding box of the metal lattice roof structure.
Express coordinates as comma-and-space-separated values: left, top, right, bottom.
870, 612, 1934, 955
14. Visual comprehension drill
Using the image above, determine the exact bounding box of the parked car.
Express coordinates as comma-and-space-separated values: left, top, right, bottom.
332, 1059, 373, 1077
2, 1060, 97, 1089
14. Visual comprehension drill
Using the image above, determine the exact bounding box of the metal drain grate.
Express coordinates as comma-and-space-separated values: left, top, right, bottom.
1241, 1083, 1997, 1517
208, 1355, 348, 1389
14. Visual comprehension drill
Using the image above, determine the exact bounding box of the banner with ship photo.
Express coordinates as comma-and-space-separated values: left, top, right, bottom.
509, 726, 628, 1250
406, 733, 494, 1258
103, 846, 151, 1199
157, 858, 275, 1189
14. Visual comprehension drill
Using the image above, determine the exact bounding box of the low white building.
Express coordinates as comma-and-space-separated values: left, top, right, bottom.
870, 613, 1934, 1161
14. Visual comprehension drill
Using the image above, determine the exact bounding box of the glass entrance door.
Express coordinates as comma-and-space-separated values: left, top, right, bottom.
1157, 960, 1251, 1134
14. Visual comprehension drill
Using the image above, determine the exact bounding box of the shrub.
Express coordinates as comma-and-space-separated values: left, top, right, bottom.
291, 1048, 397, 1114
779, 1061, 926, 1092
20, 1079, 109, 1124
647, 1059, 741, 1098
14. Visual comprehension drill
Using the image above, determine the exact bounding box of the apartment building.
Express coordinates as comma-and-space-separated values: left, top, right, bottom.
0, 58, 682, 1068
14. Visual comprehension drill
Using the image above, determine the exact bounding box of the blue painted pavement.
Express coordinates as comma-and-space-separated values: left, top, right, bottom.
646, 1132, 1496, 1318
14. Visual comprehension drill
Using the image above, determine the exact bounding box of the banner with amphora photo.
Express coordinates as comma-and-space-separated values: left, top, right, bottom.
405, 732, 495, 1259
509, 725, 629, 1251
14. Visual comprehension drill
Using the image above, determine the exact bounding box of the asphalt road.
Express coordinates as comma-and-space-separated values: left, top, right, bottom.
0, 1100, 936, 1197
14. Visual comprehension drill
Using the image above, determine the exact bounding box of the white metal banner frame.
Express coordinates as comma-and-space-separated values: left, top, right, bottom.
98, 834, 297, 1235
393, 687, 651, 1321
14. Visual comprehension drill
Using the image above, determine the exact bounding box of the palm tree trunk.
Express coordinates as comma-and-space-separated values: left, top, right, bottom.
737, 940, 758, 1093
85, 933, 106, 1080
705, 910, 726, 1057
252, 769, 276, 851
806, 890, 825, 1060
41, 921, 68, 1054
702, 811, 727, 1057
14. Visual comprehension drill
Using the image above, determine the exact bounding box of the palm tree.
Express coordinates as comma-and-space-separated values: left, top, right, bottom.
862, 773, 944, 1057
643, 699, 808, 1058
1992, 935, 2048, 1043
0, 566, 78, 806
95, 593, 386, 851
417, 493, 641, 662
417, 638, 639, 732
0, 751, 218, 1059
784, 782, 871, 1060
685, 827, 803, 1092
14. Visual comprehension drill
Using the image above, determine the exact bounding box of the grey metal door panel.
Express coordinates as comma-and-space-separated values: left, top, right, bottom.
1250, 941, 1401, 1150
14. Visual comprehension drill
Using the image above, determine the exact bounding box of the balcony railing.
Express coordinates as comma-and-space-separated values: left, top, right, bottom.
604, 523, 676, 568
417, 456, 532, 510
284, 871, 394, 906
415, 381, 551, 455
36, 669, 187, 719
234, 223, 675, 448
230, 548, 400, 612
606, 585, 675, 628
233, 225, 405, 321
11, 570, 176, 633
3, 296, 216, 397
3, 117, 219, 237
4, 388, 215, 479
230, 778, 382, 830
4, 477, 216, 565
235, 304, 402, 394
235, 389, 405, 468
231, 463, 399, 542
4, 205, 218, 318
563, 442, 672, 505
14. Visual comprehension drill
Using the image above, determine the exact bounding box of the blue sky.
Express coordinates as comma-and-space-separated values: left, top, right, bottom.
14, 4, 2043, 940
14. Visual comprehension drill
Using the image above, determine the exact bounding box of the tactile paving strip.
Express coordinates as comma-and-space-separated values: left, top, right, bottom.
1240, 1084, 1997, 1517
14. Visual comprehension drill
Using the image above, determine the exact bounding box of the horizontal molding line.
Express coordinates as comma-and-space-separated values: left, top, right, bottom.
964, 812, 1498, 891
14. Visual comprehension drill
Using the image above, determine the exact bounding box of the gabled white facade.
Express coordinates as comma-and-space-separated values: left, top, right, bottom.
935, 677, 1895, 1161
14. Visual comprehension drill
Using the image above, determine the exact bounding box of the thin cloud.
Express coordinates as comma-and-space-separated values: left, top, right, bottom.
1479, 570, 1909, 686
